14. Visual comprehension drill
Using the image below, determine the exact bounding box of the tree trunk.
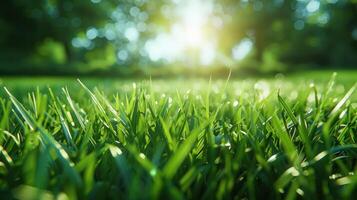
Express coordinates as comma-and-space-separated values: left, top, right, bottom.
64, 42, 73, 63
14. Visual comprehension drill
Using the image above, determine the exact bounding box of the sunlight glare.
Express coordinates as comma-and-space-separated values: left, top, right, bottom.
178, 0, 211, 47
144, 0, 217, 64
232, 38, 253, 61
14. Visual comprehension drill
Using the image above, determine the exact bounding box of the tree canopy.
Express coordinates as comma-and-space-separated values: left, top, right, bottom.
0, 0, 356, 74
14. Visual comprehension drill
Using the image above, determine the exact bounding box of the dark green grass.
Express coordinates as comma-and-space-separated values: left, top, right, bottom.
0, 72, 356, 199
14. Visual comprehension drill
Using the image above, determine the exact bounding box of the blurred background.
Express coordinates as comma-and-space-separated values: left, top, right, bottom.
1, 0, 356, 77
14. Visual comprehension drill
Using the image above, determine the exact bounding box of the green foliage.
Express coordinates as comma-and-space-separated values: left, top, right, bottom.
34, 39, 66, 65
1, 0, 357, 74
0, 75, 356, 199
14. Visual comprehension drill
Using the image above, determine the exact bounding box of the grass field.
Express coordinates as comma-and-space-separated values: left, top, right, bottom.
0, 71, 356, 199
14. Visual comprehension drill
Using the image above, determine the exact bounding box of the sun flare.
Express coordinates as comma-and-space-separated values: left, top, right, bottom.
178, 0, 210, 48
145, 0, 217, 64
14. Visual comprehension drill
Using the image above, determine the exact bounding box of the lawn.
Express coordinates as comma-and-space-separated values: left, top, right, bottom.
0, 71, 356, 199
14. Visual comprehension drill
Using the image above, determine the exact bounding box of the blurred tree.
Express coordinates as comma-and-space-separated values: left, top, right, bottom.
0, 0, 115, 63
0, 0, 356, 74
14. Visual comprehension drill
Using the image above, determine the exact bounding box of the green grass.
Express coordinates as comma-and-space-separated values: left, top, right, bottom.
0, 72, 356, 199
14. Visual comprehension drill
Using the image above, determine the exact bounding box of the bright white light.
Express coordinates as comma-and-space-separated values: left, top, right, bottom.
125, 27, 139, 42
232, 38, 253, 61
306, 0, 320, 13
212, 17, 224, 29
178, 0, 212, 47
144, 0, 217, 63
145, 33, 185, 62
185, 26, 204, 47
200, 44, 216, 65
